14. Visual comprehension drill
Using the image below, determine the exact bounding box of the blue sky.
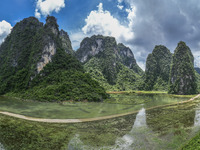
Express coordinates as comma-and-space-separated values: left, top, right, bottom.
1, 0, 200, 70
0, 0, 129, 30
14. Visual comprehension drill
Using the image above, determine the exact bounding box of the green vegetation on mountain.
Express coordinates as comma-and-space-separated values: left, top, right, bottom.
0, 17, 43, 94
20, 48, 107, 102
76, 35, 143, 91
0, 16, 108, 102
60, 29, 75, 55
142, 45, 172, 91
168, 41, 197, 95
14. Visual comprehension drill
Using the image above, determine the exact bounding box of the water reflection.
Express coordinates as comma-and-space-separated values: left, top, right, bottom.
68, 103, 199, 150
68, 108, 159, 150
132, 108, 147, 128
114, 108, 148, 150
0, 143, 5, 150
194, 105, 200, 127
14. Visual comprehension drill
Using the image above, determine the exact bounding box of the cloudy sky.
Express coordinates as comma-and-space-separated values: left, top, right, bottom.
0, 0, 200, 70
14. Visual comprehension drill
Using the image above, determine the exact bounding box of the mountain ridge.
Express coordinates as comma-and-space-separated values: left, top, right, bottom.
76, 35, 143, 91
143, 45, 172, 91
0, 16, 108, 101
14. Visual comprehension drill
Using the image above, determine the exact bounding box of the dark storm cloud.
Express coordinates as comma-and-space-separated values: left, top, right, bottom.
124, 0, 200, 68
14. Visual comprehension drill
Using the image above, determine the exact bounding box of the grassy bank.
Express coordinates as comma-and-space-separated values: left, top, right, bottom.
107, 90, 167, 94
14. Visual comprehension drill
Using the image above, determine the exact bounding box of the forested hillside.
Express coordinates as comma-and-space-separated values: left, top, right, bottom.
76, 35, 143, 91
0, 16, 108, 101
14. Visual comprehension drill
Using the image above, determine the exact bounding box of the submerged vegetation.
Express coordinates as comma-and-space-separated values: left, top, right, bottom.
0, 94, 199, 150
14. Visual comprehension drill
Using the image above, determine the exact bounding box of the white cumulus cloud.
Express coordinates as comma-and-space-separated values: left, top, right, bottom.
117, 4, 124, 10
118, 0, 123, 3
69, 31, 86, 50
82, 3, 134, 43
35, 0, 65, 19
71, 2, 146, 69
126, 5, 136, 28
0, 20, 12, 44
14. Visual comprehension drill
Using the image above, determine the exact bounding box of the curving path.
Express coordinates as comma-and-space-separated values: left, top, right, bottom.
0, 94, 200, 123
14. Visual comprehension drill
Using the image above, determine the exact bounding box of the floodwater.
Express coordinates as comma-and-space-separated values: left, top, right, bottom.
67, 94, 200, 150
0, 93, 199, 149
0, 94, 189, 119
0, 143, 4, 150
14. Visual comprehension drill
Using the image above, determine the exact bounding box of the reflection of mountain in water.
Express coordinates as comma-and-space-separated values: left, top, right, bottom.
68, 108, 160, 150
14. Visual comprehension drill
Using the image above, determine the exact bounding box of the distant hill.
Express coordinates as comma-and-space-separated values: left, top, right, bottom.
76, 35, 144, 91
0, 16, 108, 102
168, 41, 197, 95
143, 45, 172, 91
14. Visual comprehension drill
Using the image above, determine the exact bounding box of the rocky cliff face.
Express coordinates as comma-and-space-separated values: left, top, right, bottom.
59, 29, 74, 55
0, 16, 68, 77
144, 45, 172, 90
0, 17, 43, 69
77, 36, 105, 63
117, 43, 143, 75
37, 42, 56, 73
44, 16, 59, 36
76, 35, 143, 74
36, 16, 59, 73
76, 35, 143, 90
168, 41, 197, 95
0, 16, 107, 101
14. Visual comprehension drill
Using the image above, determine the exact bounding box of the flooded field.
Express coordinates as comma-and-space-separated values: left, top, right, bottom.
0, 94, 189, 119
0, 93, 199, 149
68, 99, 200, 149
0, 143, 4, 150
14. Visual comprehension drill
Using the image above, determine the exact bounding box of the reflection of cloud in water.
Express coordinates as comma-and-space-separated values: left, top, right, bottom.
0, 143, 4, 150
194, 107, 200, 127
132, 108, 147, 128
115, 108, 147, 150
68, 134, 88, 150
68, 108, 160, 150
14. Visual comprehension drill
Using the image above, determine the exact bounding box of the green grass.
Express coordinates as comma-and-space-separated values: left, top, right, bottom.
134, 90, 167, 94
181, 130, 200, 150
169, 94, 197, 98
107, 90, 198, 98
107, 90, 167, 94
